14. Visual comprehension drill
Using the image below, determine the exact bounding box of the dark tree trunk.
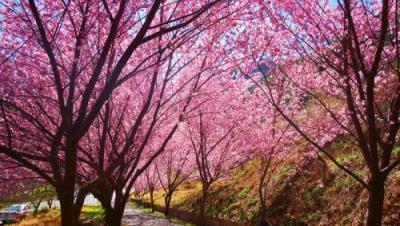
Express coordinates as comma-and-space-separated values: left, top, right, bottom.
98, 187, 128, 226
97, 197, 114, 226
104, 207, 124, 226
31, 201, 41, 215
164, 194, 172, 217
149, 190, 155, 212
58, 191, 76, 226
46, 198, 54, 209
199, 184, 209, 226
57, 186, 88, 226
258, 181, 266, 217
258, 161, 268, 218
366, 176, 385, 226
73, 191, 87, 225
92, 183, 121, 226
58, 141, 79, 226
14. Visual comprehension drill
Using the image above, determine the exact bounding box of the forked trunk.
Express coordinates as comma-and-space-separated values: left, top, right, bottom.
150, 190, 155, 212
102, 190, 128, 226
47, 198, 54, 209
104, 207, 124, 226
164, 194, 172, 216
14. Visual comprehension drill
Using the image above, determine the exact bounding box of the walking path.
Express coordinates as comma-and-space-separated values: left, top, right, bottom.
122, 205, 183, 226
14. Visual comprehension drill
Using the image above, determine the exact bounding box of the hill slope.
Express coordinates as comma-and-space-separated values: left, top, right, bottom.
142, 139, 400, 225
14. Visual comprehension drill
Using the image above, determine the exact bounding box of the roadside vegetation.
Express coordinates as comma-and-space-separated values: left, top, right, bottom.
8, 205, 104, 226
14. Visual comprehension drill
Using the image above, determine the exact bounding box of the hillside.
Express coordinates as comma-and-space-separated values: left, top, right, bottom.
141, 138, 400, 225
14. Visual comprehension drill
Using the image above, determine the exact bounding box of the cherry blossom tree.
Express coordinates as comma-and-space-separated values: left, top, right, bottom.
0, 156, 43, 203
142, 165, 159, 212
230, 1, 400, 225
249, 109, 292, 217
77, 35, 234, 225
0, 0, 233, 225
132, 178, 148, 202
155, 146, 194, 216
80, 52, 201, 226
181, 80, 246, 225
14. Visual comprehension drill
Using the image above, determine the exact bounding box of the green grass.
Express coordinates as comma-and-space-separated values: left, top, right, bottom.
238, 187, 250, 199
247, 199, 257, 207
80, 205, 104, 220
273, 164, 293, 181
335, 151, 361, 165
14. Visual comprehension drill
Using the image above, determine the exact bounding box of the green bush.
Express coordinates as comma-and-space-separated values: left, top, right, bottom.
206, 207, 217, 217
247, 199, 257, 207
238, 187, 249, 199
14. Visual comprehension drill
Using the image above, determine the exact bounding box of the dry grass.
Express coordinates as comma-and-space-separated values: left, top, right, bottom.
10, 205, 104, 226
12, 209, 61, 226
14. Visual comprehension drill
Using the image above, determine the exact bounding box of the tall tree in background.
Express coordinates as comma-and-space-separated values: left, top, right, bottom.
183, 79, 246, 225
155, 147, 194, 216
143, 165, 159, 212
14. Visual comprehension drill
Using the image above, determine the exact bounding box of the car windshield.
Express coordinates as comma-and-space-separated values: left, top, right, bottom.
7, 205, 20, 211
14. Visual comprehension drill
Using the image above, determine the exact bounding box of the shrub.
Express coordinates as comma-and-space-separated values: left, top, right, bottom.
247, 199, 257, 207
238, 187, 249, 199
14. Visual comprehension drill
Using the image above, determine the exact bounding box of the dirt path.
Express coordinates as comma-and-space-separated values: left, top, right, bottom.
122, 205, 183, 226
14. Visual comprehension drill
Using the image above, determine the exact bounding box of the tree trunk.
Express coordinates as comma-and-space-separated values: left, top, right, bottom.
199, 184, 209, 226
258, 181, 266, 217
104, 207, 124, 226
150, 190, 155, 212
32, 201, 41, 215
58, 192, 75, 226
366, 176, 385, 226
96, 196, 115, 226
92, 183, 122, 226
102, 189, 128, 226
73, 191, 87, 225
164, 194, 172, 217
57, 186, 87, 226
46, 198, 53, 209
60, 141, 79, 226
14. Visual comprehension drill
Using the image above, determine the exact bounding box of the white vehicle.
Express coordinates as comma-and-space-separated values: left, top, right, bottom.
0, 204, 34, 224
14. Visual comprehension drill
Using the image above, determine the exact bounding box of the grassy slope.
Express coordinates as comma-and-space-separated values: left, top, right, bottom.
143, 139, 400, 226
